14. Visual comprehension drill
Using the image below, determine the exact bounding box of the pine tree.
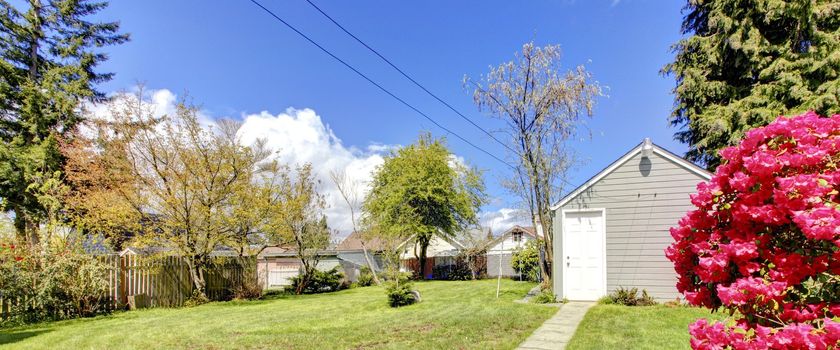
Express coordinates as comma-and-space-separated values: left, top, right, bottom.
0, 0, 128, 243
664, 1, 840, 169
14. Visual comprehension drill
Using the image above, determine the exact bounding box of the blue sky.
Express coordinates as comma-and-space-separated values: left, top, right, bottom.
91, 0, 689, 233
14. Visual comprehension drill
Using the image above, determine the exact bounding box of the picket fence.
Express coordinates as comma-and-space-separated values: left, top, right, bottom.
1, 254, 256, 320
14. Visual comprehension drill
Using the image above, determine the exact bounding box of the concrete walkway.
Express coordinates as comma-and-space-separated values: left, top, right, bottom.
517, 301, 595, 350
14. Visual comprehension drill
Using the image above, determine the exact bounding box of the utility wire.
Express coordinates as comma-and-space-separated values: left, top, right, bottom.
246, 0, 515, 169
299, 0, 599, 196
302, 0, 518, 156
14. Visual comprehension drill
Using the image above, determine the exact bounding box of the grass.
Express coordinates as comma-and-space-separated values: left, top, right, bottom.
567, 304, 728, 350
0, 279, 555, 350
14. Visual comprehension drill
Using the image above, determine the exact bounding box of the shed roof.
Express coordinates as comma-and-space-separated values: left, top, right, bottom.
551, 139, 712, 210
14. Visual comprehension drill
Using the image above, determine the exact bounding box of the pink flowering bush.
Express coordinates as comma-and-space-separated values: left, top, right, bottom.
666, 112, 840, 349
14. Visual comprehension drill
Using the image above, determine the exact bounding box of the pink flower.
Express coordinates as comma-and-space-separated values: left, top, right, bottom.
668, 112, 840, 349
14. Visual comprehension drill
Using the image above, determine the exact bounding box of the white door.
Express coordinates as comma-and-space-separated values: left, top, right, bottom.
563, 210, 606, 300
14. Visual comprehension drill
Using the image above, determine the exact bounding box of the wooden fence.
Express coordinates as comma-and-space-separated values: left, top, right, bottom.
112, 254, 256, 308
1, 254, 256, 320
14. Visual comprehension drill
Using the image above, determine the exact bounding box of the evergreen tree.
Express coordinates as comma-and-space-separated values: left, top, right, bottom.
0, 0, 128, 243
664, 1, 840, 169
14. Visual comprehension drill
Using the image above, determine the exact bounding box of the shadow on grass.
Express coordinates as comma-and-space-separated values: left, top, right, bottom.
0, 328, 51, 345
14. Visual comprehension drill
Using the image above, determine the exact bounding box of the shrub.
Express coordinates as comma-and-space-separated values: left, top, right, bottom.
232, 276, 263, 300
184, 289, 210, 307
531, 289, 557, 304
385, 281, 417, 307
0, 243, 112, 324
511, 240, 540, 282
290, 267, 344, 294
356, 266, 375, 287
602, 287, 656, 306
666, 112, 840, 347
431, 261, 472, 280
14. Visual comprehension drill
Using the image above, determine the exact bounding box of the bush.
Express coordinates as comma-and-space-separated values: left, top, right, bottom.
232, 276, 263, 300
356, 266, 375, 287
431, 262, 472, 281
511, 240, 540, 282
666, 112, 840, 346
601, 287, 656, 306
385, 281, 417, 307
184, 289, 210, 307
290, 267, 345, 294
531, 289, 557, 304
0, 243, 112, 325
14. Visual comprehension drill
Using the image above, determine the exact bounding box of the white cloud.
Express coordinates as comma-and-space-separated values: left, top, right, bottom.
236, 108, 389, 235
88, 87, 525, 239
479, 208, 530, 235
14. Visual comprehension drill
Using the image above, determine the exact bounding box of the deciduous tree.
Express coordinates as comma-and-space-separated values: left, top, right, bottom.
76, 90, 269, 299
467, 42, 601, 281
363, 134, 486, 279
269, 164, 331, 294
330, 169, 381, 285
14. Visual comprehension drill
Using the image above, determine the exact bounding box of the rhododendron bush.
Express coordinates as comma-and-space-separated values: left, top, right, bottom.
666, 112, 840, 349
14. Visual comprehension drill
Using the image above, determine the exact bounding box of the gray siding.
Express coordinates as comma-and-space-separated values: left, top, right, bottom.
486, 254, 516, 277
552, 150, 708, 301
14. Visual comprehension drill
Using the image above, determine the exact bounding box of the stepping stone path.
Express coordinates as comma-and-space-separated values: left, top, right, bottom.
517, 301, 595, 350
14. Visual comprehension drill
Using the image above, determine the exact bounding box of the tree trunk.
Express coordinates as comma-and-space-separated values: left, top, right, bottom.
539, 210, 553, 282
25, 218, 39, 248
12, 207, 27, 242
186, 258, 208, 299
28, 0, 42, 80
360, 241, 382, 286
418, 242, 429, 280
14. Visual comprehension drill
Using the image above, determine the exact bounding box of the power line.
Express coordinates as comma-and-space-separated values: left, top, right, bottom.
246, 0, 515, 169
296, 2, 586, 193
302, 0, 518, 156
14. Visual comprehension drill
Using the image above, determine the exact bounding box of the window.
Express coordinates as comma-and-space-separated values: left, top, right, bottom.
513, 232, 522, 242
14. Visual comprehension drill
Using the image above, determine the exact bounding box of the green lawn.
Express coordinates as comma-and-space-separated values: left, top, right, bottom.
0, 280, 555, 350
567, 304, 727, 350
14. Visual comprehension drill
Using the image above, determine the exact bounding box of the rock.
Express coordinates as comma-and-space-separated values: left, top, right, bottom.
410, 290, 422, 303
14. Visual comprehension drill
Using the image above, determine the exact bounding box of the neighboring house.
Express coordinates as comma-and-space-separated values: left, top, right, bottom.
257, 232, 388, 289
551, 139, 711, 302
399, 232, 465, 279
256, 246, 344, 289
334, 231, 386, 282
486, 225, 542, 278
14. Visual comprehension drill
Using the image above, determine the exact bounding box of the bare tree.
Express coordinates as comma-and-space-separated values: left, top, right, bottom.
466, 42, 601, 282
329, 169, 381, 286
456, 227, 494, 280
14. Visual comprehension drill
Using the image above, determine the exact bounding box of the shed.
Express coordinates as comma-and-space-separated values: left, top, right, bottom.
551, 139, 711, 301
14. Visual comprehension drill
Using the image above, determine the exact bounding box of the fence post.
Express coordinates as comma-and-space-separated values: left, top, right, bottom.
119, 255, 128, 306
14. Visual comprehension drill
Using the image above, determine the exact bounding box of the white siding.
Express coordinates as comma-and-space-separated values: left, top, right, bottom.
400, 235, 460, 260
487, 234, 535, 255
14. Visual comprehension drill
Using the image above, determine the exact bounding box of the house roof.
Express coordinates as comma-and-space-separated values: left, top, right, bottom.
398, 231, 467, 250
488, 225, 540, 248
257, 245, 339, 258
550, 139, 712, 210
336, 231, 388, 252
